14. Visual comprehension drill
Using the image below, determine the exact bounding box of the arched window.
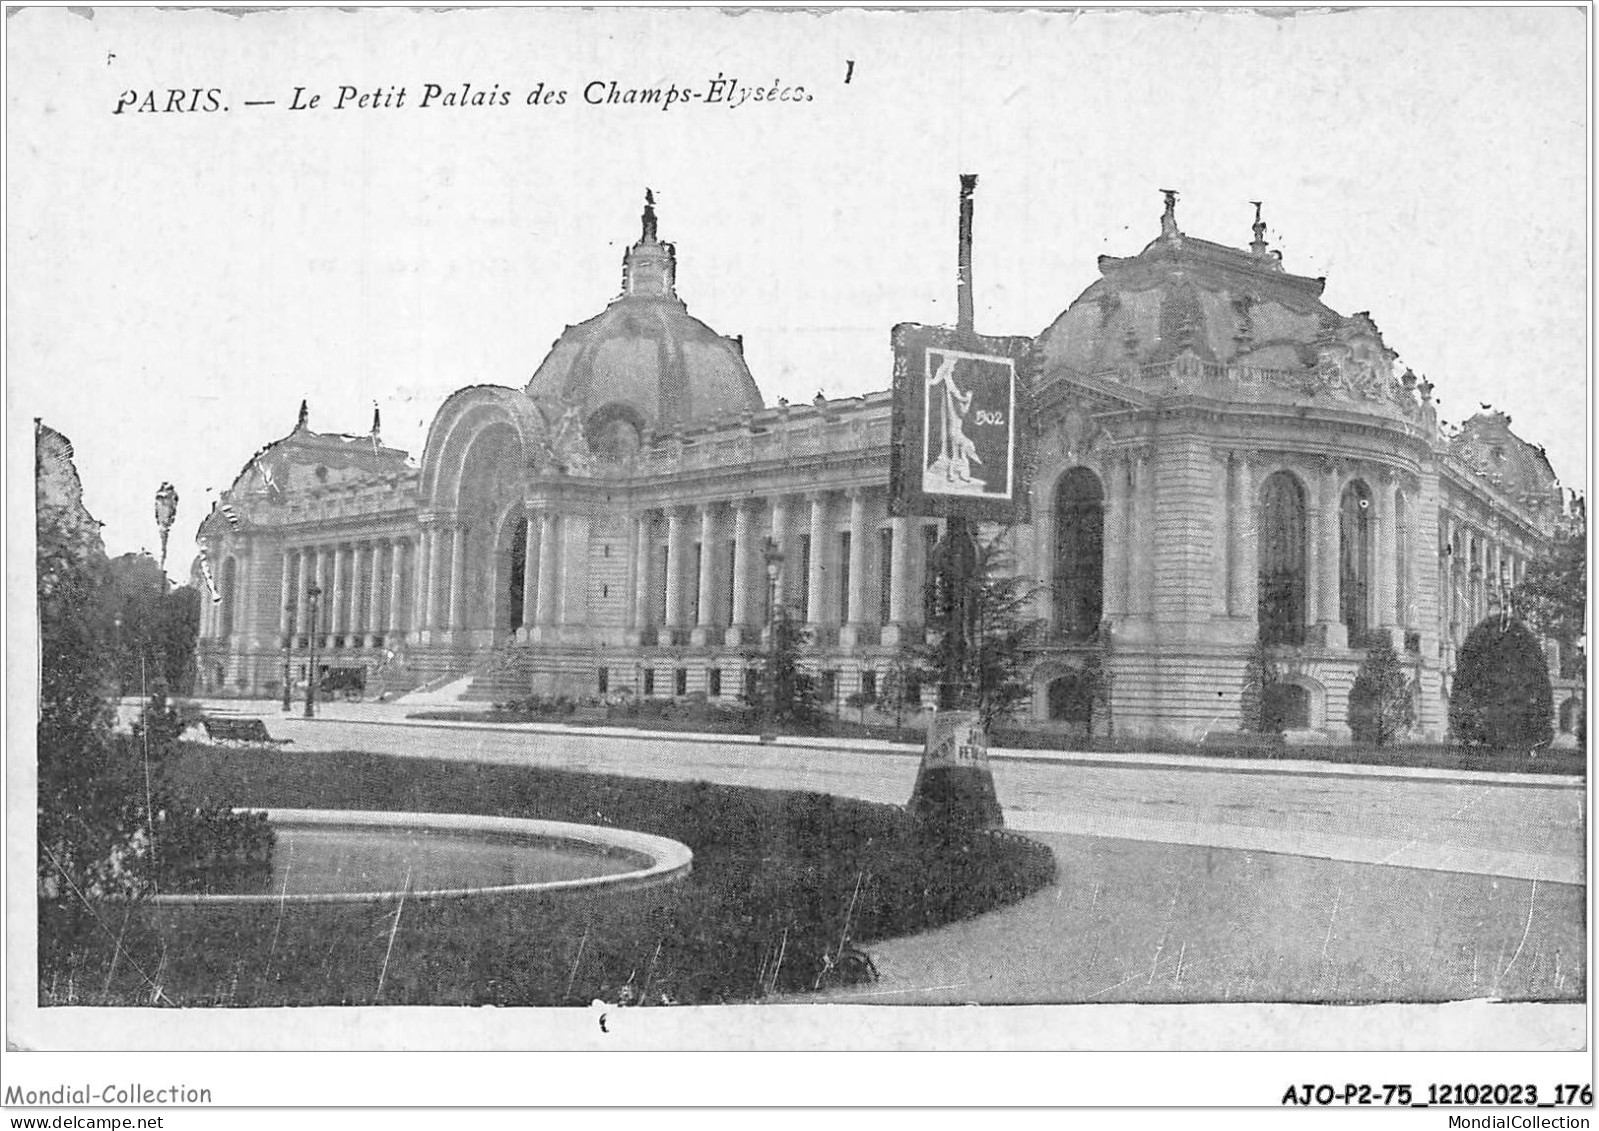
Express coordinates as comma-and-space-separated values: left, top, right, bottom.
1053, 467, 1104, 639
1258, 471, 1307, 645
220, 558, 237, 638
1340, 480, 1372, 639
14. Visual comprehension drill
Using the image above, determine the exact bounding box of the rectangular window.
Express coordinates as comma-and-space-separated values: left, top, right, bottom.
709, 668, 722, 697
745, 666, 763, 699
597, 667, 609, 695
726, 539, 737, 623
643, 668, 655, 696
860, 671, 877, 701
798, 535, 812, 622
820, 670, 837, 702
878, 528, 894, 625
906, 672, 922, 705
839, 532, 852, 622
675, 668, 688, 697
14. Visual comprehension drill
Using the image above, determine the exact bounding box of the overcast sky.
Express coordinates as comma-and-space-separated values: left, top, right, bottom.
9, 5, 1588, 567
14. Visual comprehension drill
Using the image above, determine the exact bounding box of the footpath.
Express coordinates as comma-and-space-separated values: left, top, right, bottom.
193, 696, 1584, 792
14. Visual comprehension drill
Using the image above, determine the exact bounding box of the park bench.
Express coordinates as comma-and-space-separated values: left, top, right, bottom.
201, 717, 292, 745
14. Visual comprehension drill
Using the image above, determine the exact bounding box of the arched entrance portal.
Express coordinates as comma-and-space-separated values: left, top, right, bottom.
506, 515, 529, 633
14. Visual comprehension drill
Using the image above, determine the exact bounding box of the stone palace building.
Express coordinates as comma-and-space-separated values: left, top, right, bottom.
194, 192, 1579, 741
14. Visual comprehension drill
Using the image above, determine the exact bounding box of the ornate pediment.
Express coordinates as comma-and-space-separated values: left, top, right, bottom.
1313, 312, 1396, 403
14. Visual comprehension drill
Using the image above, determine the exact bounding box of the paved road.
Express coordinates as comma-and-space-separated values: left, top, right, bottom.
231, 706, 1583, 885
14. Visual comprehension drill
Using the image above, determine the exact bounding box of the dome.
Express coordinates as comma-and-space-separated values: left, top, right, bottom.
525, 193, 764, 447
1035, 195, 1434, 430
1038, 196, 1348, 383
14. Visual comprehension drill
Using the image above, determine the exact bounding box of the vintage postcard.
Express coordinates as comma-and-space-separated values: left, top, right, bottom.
5, 2, 1589, 1115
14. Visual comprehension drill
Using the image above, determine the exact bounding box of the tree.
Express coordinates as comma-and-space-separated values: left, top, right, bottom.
875, 652, 922, 738
1238, 639, 1281, 734
905, 531, 1043, 832
106, 553, 201, 698
1347, 635, 1415, 746
915, 534, 1048, 729
1514, 497, 1586, 680
1449, 618, 1554, 749
742, 602, 823, 730
36, 426, 271, 922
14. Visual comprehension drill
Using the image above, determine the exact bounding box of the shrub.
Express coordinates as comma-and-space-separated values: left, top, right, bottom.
1449, 618, 1554, 749
1239, 639, 1283, 734
1347, 636, 1415, 746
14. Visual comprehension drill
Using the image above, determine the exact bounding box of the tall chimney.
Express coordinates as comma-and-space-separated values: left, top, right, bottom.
957, 173, 977, 335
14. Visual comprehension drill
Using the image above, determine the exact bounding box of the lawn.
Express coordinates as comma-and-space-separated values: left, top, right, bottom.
39, 745, 1054, 1007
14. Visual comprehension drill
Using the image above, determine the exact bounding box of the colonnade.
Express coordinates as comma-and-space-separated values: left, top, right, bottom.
1439, 510, 1525, 643
632, 487, 930, 644
196, 536, 414, 648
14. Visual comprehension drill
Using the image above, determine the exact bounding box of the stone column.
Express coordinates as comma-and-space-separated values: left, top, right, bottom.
421, 525, 441, 631
806, 492, 829, 627
1102, 453, 1129, 619
632, 512, 653, 632
837, 489, 876, 646
845, 489, 870, 633
1228, 453, 1256, 621
663, 507, 688, 633
520, 514, 539, 633
387, 539, 406, 635
448, 524, 467, 632
695, 504, 718, 635
1127, 452, 1153, 618
329, 543, 347, 640
1315, 462, 1345, 647
536, 512, 560, 627
315, 546, 332, 637
1375, 472, 1398, 633
769, 495, 792, 612
728, 501, 755, 643
278, 547, 294, 637
1441, 512, 1457, 643
884, 515, 912, 642
367, 542, 386, 644
293, 547, 308, 638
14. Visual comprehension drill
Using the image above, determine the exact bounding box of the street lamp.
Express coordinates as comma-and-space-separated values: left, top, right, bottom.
304, 584, 322, 718
112, 613, 124, 699
760, 538, 783, 745
281, 603, 296, 712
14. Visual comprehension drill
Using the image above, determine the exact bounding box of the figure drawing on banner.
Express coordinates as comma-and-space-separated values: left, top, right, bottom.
921, 348, 1014, 501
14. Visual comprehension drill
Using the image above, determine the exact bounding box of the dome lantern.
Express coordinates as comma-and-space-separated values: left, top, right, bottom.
621, 188, 677, 299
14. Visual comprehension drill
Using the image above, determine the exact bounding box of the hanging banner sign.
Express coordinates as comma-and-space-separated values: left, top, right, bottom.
888, 323, 1035, 523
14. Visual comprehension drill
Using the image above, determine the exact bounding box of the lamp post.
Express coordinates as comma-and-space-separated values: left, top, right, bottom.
304, 584, 322, 718
281, 603, 296, 712
760, 538, 783, 745
112, 613, 124, 699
